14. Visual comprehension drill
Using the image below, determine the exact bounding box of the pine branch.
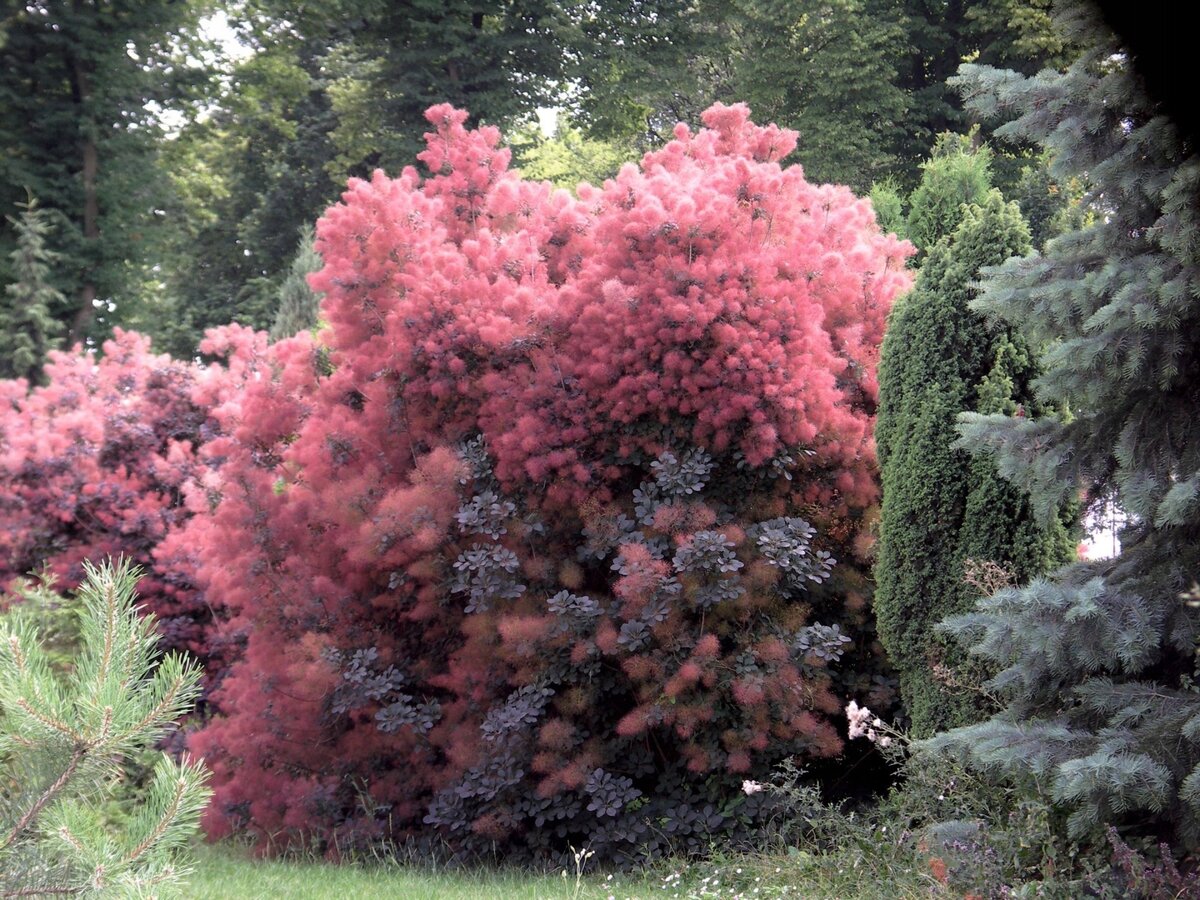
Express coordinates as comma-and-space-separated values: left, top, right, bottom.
95, 577, 119, 687
12, 699, 80, 743
0, 745, 85, 853
1, 559, 211, 894
125, 773, 187, 864
2, 887, 82, 897
127, 676, 186, 738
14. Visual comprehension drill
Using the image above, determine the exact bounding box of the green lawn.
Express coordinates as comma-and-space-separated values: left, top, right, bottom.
184, 842, 945, 899
187, 843, 630, 900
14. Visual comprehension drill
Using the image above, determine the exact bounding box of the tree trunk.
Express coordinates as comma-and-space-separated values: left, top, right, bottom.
74, 124, 99, 342
67, 3, 98, 344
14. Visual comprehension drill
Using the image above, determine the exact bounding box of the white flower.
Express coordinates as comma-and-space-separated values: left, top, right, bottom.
742, 779, 765, 795
847, 701, 896, 747
846, 700, 875, 740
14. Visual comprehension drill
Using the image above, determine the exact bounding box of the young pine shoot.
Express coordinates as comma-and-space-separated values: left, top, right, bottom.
0, 558, 211, 897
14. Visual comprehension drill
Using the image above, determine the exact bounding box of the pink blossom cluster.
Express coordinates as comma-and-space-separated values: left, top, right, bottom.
846, 700, 893, 748
0, 103, 913, 858
175, 103, 910, 850
0, 326, 267, 668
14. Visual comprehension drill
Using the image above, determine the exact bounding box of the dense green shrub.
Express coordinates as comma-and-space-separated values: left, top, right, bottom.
905, 132, 993, 255
269, 225, 324, 342
875, 191, 1074, 737
0, 199, 64, 383
868, 180, 907, 241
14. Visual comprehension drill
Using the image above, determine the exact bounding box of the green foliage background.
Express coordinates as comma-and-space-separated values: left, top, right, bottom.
0, 0, 1085, 361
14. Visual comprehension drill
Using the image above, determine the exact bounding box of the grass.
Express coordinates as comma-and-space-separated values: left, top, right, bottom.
184, 840, 947, 899
182, 766, 959, 899
186, 843, 602, 899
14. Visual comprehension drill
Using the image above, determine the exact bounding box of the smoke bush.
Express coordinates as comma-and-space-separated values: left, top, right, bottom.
0, 326, 267, 673
183, 104, 912, 861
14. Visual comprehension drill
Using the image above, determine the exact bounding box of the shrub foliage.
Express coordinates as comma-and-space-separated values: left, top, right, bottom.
875, 191, 1074, 737
181, 104, 912, 861
0, 326, 268, 674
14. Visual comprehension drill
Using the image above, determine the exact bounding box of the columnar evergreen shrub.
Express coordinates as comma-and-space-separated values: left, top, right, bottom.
905, 132, 993, 255
0, 199, 64, 383
184, 104, 912, 861
875, 191, 1074, 737
0, 559, 210, 895
927, 2, 1200, 852
269, 225, 324, 342
0, 326, 268, 668
868, 180, 907, 241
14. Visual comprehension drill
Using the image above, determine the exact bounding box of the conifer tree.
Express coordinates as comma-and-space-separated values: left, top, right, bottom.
725, 0, 911, 191
269, 225, 324, 342
0, 200, 64, 383
0, 1, 213, 344
1009, 151, 1089, 250
869, 180, 907, 241
928, 2, 1200, 851
875, 191, 1073, 737
0, 559, 210, 895
906, 132, 994, 255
